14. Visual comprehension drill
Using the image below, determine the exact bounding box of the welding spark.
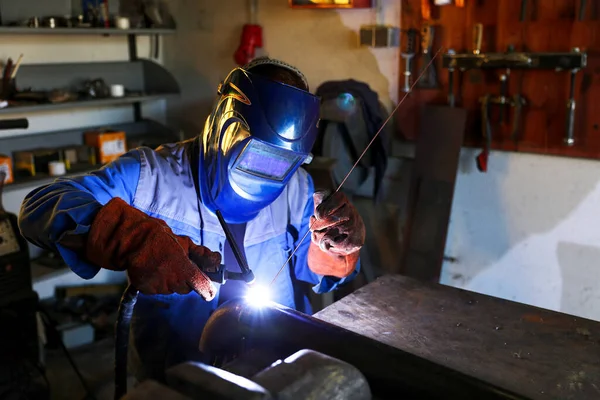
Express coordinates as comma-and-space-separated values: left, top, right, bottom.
244, 284, 272, 308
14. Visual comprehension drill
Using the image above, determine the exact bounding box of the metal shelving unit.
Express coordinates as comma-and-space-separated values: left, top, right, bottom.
1, 59, 180, 116
1, 119, 179, 191
0, 94, 176, 115
0, 28, 180, 192
0, 27, 175, 35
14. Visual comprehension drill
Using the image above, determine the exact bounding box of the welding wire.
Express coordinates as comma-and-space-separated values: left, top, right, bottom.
268, 47, 444, 288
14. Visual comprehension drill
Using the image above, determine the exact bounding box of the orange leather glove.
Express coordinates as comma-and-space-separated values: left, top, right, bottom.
308, 191, 365, 278
85, 198, 219, 299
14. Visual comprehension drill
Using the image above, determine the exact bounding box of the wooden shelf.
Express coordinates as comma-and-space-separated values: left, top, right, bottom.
0, 27, 175, 35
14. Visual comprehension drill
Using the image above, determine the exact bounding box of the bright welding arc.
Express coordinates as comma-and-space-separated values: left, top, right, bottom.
268, 47, 445, 288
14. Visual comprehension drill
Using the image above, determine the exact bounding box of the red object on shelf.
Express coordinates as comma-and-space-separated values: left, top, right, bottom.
234, 24, 263, 66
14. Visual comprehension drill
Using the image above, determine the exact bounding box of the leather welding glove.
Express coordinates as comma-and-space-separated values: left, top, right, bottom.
308, 190, 365, 278
85, 197, 219, 299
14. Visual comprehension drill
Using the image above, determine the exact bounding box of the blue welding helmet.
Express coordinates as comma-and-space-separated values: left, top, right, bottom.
199, 59, 320, 223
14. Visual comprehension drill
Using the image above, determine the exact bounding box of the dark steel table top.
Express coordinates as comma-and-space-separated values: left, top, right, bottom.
314, 275, 600, 400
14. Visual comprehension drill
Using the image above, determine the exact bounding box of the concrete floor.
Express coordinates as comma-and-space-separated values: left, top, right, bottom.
44, 338, 133, 400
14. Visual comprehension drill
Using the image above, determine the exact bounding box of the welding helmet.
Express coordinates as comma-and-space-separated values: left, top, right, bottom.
199, 58, 320, 223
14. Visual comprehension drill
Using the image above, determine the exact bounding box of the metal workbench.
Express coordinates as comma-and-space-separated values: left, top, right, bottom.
313, 275, 600, 400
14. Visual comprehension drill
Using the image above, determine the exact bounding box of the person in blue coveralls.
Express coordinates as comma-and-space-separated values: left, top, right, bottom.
18, 57, 366, 381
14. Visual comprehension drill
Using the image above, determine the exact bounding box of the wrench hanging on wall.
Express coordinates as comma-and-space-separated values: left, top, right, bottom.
401, 29, 418, 93
417, 23, 440, 89
565, 47, 583, 146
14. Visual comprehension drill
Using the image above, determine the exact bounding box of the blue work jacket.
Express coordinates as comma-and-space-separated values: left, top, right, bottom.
18, 138, 359, 380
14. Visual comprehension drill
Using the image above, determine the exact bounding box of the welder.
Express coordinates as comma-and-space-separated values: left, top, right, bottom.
17, 57, 365, 382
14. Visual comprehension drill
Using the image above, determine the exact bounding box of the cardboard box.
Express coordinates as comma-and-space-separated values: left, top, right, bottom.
59, 145, 94, 170
84, 130, 127, 164
0, 155, 13, 184
13, 149, 61, 177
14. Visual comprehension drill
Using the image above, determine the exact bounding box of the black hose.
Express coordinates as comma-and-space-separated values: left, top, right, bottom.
0, 118, 28, 130
114, 284, 139, 400
38, 307, 97, 400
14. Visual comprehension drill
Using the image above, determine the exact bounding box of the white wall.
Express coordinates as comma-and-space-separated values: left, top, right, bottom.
441, 149, 600, 322
1, 34, 165, 293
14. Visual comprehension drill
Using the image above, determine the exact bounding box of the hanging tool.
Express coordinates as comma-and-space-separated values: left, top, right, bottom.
417, 22, 439, 89
469, 23, 484, 84
520, 0, 528, 21
269, 47, 444, 288
499, 74, 508, 123
511, 94, 527, 142
579, 0, 587, 20
502, 45, 515, 124
472, 23, 483, 56
401, 28, 418, 93
476, 94, 492, 172
447, 48, 456, 106
564, 49, 581, 146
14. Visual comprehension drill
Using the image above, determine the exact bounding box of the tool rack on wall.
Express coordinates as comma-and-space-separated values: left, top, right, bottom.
397, 0, 600, 162
0, 28, 180, 191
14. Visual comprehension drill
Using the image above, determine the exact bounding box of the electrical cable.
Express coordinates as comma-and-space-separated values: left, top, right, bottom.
269, 46, 444, 288
37, 307, 97, 400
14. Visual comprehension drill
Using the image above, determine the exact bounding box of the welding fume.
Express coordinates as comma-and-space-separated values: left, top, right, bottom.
17, 57, 366, 383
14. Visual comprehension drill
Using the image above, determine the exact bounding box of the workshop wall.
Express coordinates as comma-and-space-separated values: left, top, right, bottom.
163, 0, 600, 322
162, 0, 401, 135
398, 0, 600, 322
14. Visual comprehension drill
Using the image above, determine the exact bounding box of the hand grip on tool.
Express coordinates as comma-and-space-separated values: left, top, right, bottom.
199, 263, 255, 285
212, 209, 256, 285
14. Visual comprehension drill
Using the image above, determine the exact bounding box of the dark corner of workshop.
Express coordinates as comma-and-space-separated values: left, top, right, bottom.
1, 0, 599, 399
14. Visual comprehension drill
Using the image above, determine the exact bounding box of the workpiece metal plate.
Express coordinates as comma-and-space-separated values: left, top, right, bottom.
314, 275, 600, 400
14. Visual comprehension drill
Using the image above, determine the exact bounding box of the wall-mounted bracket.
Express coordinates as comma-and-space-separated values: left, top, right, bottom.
442, 51, 587, 71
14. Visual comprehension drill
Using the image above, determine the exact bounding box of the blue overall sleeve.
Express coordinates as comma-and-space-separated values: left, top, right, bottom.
292, 175, 360, 293
18, 150, 142, 280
